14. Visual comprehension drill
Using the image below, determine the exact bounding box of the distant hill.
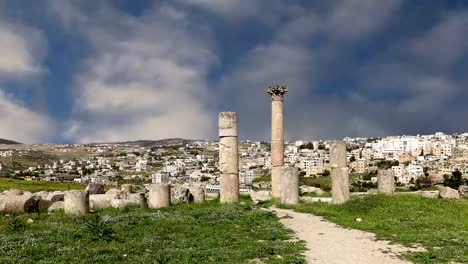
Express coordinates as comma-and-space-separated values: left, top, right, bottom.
90, 138, 205, 147
0, 138, 21, 145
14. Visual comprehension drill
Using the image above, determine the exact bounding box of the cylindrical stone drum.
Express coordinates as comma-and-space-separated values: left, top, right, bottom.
148, 184, 171, 209
271, 166, 283, 198
220, 174, 239, 203
331, 167, 350, 204
378, 170, 395, 194
64, 190, 89, 215
330, 141, 347, 168
281, 167, 299, 205
189, 185, 205, 203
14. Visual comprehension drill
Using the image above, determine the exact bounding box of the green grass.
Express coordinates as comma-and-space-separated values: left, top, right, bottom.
301, 192, 332, 198
0, 178, 86, 192
280, 194, 468, 263
0, 199, 305, 263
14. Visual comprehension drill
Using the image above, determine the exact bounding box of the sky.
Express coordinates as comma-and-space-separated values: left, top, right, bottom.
0, 0, 468, 144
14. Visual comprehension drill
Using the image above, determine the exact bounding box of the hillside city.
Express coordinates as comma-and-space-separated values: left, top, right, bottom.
1, 131, 467, 193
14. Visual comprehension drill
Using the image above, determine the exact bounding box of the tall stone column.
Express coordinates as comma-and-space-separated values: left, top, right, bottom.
266, 85, 288, 198
219, 112, 239, 203
330, 141, 350, 204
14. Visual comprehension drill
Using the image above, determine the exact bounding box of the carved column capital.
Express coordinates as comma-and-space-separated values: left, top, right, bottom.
266, 85, 288, 101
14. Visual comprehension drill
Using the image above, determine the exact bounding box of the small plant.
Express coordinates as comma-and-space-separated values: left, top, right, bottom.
83, 214, 116, 241
154, 254, 172, 264
8, 214, 25, 230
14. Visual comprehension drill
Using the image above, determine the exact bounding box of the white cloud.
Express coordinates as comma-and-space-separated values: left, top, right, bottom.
0, 23, 46, 78
0, 89, 54, 143
60, 4, 217, 143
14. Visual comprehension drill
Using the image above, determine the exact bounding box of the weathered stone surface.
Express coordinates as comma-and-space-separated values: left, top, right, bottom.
330, 141, 347, 168
148, 184, 171, 209
438, 187, 460, 199
281, 167, 299, 205
220, 173, 239, 203
86, 183, 105, 195
377, 170, 395, 194
331, 167, 350, 204
299, 185, 324, 196
105, 189, 123, 199
64, 190, 89, 215
89, 194, 113, 209
47, 201, 64, 212
219, 112, 238, 137
271, 166, 282, 198
219, 136, 239, 174
189, 185, 205, 203
121, 184, 133, 194
110, 193, 147, 209
7, 189, 23, 196
459, 185, 468, 198
250, 190, 271, 202
34, 191, 49, 200
47, 191, 65, 202
0, 194, 38, 214
170, 185, 190, 204
270, 140, 284, 166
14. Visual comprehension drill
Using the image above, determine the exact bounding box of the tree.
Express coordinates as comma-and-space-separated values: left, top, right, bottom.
443, 170, 463, 189
322, 169, 330, 177
350, 155, 356, 162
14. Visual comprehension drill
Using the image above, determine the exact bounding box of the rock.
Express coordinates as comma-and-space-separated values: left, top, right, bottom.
170, 185, 190, 204
0, 194, 38, 214
64, 190, 89, 215
121, 184, 133, 194
110, 193, 147, 208
299, 185, 324, 196
7, 189, 23, 196
250, 191, 271, 202
47, 191, 65, 202
148, 183, 171, 209
355, 218, 362, 223
189, 184, 205, 203
47, 201, 64, 212
377, 169, 395, 194
86, 183, 105, 195
281, 167, 299, 205
37, 199, 55, 211
438, 187, 460, 199
459, 185, 468, 198
89, 194, 113, 210
34, 191, 49, 200
23, 191, 33, 197
27, 218, 34, 224
105, 189, 123, 199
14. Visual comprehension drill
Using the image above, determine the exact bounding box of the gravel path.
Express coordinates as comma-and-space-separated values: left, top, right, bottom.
271, 207, 424, 264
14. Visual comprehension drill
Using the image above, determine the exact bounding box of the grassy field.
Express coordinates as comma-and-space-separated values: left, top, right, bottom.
279, 194, 468, 263
0, 198, 305, 263
0, 178, 86, 192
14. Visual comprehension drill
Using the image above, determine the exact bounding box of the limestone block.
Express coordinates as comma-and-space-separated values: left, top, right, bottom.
271, 166, 282, 198
7, 189, 23, 196
189, 185, 205, 203
281, 167, 299, 205
34, 191, 49, 200
47, 191, 65, 202
218, 112, 238, 137
121, 184, 133, 194
89, 194, 113, 210
219, 136, 238, 174
459, 185, 468, 198
438, 187, 460, 199
86, 183, 105, 195
330, 141, 347, 168
331, 167, 350, 204
299, 185, 324, 196
377, 170, 395, 194
105, 189, 123, 199
271, 140, 284, 166
47, 201, 64, 212
148, 184, 171, 209
127, 193, 147, 207
170, 185, 190, 204
0, 194, 38, 214
250, 190, 271, 202
64, 190, 89, 215
220, 173, 239, 203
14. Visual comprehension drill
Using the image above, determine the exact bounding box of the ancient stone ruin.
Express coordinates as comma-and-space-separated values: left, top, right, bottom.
378, 169, 395, 194
330, 140, 350, 204
218, 112, 240, 203
281, 167, 299, 205
266, 85, 288, 198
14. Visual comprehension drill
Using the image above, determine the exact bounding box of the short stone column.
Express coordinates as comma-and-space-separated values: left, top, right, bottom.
64, 190, 89, 215
330, 141, 350, 204
219, 112, 239, 203
280, 167, 299, 205
189, 184, 205, 203
266, 85, 288, 198
121, 184, 133, 194
378, 169, 395, 194
148, 184, 171, 209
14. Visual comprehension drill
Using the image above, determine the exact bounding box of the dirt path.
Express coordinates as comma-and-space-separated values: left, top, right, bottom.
271, 207, 424, 264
